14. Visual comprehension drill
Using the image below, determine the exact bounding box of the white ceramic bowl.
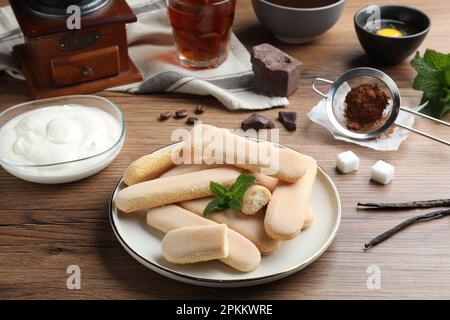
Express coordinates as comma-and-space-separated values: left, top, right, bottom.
0, 95, 125, 184
252, 0, 346, 44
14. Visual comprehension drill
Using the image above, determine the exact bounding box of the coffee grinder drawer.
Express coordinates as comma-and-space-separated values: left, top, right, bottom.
50, 46, 120, 87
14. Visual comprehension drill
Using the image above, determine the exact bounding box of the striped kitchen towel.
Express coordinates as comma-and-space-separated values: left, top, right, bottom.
0, 0, 288, 110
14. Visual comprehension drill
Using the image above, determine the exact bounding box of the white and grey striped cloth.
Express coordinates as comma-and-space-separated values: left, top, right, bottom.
0, 0, 288, 110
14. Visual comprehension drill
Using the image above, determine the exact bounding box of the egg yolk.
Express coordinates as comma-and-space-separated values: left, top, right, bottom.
376, 28, 404, 37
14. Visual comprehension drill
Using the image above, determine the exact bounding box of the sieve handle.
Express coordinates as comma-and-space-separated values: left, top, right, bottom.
400, 107, 450, 128
312, 78, 334, 98
395, 122, 450, 146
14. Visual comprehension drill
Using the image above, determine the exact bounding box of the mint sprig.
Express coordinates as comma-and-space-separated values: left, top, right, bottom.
411, 49, 450, 119
203, 174, 256, 216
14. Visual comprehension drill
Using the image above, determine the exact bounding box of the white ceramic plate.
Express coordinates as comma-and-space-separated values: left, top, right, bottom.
109, 142, 341, 287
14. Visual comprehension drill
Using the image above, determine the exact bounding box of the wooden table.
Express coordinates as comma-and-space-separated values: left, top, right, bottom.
1, 0, 449, 300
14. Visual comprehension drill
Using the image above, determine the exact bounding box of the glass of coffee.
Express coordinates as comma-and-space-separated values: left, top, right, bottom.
168, 0, 236, 69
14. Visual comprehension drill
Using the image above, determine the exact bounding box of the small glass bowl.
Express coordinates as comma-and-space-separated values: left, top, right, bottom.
0, 95, 126, 184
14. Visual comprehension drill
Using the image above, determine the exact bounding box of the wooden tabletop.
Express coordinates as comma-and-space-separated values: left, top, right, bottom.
1, 0, 449, 300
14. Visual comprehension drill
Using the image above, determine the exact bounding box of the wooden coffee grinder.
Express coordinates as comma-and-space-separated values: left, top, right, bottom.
10, 0, 142, 98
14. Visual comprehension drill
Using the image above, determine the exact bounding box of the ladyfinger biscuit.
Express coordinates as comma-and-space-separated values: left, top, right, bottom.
186, 124, 310, 182
161, 225, 229, 264
302, 206, 315, 230
116, 167, 241, 213
241, 185, 272, 215
254, 173, 278, 192
162, 164, 279, 191
159, 164, 221, 178
147, 205, 261, 272
265, 157, 317, 240
123, 145, 183, 185
179, 197, 281, 255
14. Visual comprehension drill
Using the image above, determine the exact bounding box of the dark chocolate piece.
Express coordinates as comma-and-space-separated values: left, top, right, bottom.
186, 117, 199, 125
174, 109, 188, 119
241, 113, 275, 131
251, 43, 302, 97
195, 105, 206, 114
278, 111, 297, 131
159, 111, 172, 121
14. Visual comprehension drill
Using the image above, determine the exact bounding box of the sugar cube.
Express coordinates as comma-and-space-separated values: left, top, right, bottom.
371, 160, 395, 185
336, 151, 360, 173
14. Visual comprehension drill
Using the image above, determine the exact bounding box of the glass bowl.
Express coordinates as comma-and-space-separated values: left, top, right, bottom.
0, 95, 126, 184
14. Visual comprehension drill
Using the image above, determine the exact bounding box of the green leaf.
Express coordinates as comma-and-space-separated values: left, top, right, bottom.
444, 66, 450, 87
411, 51, 434, 74
218, 197, 230, 208
423, 49, 450, 71
203, 198, 225, 216
419, 96, 450, 119
204, 174, 257, 216
444, 88, 450, 103
438, 96, 450, 118
229, 198, 242, 211
411, 50, 450, 118
209, 181, 228, 199
418, 96, 436, 116
412, 73, 441, 100
411, 52, 442, 99
229, 174, 256, 199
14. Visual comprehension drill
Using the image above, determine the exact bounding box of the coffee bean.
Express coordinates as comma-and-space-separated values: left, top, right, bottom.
159, 111, 172, 121
175, 109, 188, 119
195, 105, 206, 114
186, 117, 199, 125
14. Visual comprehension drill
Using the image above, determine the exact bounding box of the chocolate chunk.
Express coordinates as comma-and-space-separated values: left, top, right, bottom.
241, 113, 275, 131
278, 111, 297, 131
159, 111, 172, 121
195, 105, 206, 114
251, 43, 302, 97
186, 117, 199, 125
174, 109, 188, 119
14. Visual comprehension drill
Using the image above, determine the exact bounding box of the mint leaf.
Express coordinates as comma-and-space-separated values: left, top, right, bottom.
413, 72, 441, 100
203, 198, 225, 216
444, 88, 450, 103
438, 94, 450, 118
445, 66, 450, 87
441, 105, 450, 118
229, 174, 256, 199
423, 49, 450, 71
411, 50, 450, 119
411, 52, 442, 99
204, 174, 256, 216
418, 96, 438, 117
210, 181, 228, 199
229, 198, 242, 211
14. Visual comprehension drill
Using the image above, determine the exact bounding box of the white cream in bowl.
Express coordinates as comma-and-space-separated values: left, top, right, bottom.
0, 104, 123, 184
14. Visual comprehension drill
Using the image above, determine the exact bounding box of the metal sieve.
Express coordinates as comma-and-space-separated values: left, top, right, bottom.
312, 67, 449, 146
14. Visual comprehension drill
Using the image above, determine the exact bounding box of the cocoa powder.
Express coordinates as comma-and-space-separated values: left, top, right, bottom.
344, 83, 389, 131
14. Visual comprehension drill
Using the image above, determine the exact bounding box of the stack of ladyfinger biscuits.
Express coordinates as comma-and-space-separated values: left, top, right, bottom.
115, 124, 317, 273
